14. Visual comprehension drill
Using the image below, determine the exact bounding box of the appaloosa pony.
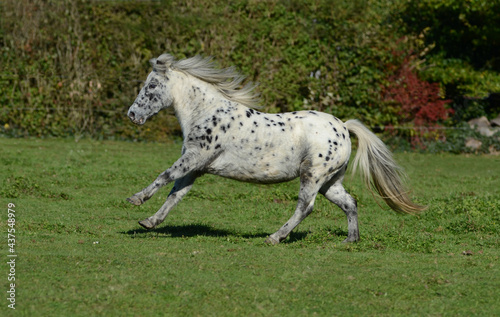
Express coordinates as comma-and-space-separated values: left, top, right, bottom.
127, 53, 425, 244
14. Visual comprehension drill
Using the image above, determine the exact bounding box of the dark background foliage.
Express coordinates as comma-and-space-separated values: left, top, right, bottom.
1, 0, 499, 148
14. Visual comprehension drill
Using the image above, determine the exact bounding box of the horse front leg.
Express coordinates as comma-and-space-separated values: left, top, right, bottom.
127, 151, 200, 205
138, 173, 198, 229
126, 169, 173, 206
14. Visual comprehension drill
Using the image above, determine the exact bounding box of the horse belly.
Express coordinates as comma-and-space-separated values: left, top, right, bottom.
207, 150, 301, 184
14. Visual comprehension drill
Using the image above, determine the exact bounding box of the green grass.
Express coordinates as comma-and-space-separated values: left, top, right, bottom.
1, 138, 499, 316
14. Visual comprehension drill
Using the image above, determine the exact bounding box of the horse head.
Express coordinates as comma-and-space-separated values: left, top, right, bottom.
128, 55, 175, 125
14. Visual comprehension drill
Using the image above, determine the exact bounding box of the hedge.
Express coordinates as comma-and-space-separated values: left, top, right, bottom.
1, 0, 498, 144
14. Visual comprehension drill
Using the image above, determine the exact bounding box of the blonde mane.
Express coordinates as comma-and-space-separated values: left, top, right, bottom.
151, 54, 260, 108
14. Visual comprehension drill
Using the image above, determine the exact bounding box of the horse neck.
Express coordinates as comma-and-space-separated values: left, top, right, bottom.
170, 71, 225, 136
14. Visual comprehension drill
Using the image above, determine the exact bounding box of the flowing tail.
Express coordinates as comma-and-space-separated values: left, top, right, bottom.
345, 119, 426, 214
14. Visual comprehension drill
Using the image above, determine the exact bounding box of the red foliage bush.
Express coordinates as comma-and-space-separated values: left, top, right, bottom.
383, 53, 453, 146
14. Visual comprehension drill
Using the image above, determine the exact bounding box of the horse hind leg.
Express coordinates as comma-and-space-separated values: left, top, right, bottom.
266, 161, 320, 245
266, 185, 318, 245
320, 182, 359, 243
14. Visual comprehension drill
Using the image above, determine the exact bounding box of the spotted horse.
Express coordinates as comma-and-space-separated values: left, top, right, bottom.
126, 53, 426, 244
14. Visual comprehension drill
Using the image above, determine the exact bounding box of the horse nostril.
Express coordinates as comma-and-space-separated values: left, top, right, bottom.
129, 111, 135, 119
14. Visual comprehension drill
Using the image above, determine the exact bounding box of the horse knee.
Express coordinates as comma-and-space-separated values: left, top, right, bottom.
323, 186, 356, 213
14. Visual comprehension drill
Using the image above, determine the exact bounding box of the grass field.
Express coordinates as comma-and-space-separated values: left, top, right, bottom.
1, 137, 499, 316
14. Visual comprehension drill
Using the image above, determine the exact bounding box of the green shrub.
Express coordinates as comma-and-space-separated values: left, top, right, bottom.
1, 0, 499, 149
400, 0, 500, 120
0, 0, 410, 139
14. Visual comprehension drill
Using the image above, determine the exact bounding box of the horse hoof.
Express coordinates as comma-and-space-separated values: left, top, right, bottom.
342, 237, 359, 243
138, 219, 155, 230
127, 195, 143, 206
264, 236, 280, 245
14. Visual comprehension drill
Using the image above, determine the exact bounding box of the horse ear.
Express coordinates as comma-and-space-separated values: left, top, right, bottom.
158, 59, 172, 72
150, 57, 170, 74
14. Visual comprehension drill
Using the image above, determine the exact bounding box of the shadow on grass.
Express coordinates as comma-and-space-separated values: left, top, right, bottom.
122, 224, 266, 239
120, 223, 315, 243
287, 231, 309, 243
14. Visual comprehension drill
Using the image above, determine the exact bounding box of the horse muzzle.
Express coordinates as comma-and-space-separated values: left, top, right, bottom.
127, 110, 146, 125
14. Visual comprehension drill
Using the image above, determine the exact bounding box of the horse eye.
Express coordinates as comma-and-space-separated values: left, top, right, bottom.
148, 83, 157, 89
